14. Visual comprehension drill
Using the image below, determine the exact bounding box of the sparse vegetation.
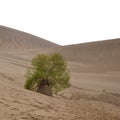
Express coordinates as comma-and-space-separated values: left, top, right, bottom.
24, 53, 70, 95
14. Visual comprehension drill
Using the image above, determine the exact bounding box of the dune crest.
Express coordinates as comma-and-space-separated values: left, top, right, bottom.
0, 25, 59, 51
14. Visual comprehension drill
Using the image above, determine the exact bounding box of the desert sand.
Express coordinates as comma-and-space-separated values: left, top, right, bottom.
0, 25, 120, 120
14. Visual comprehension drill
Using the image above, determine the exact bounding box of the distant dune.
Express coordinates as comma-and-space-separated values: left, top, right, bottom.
0, 25, 59, 51
0, 25, 120, 120
56, 39, 120, 72
59, 39, 120, 61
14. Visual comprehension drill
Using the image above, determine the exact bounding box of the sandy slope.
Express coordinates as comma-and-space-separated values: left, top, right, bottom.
57, 39, 120, 71
0, 25, 59, 51
0, 26, 120, 120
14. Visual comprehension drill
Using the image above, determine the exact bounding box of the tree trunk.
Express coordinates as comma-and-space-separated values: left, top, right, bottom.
37, 79, 52, 96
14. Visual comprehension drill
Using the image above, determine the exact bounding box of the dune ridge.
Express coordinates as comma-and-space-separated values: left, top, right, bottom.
0, 26, 59, 51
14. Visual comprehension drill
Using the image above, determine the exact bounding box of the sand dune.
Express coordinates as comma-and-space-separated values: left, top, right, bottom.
0, 26, 120, 120
58, 39, 120, 71
0, 26, 59, 51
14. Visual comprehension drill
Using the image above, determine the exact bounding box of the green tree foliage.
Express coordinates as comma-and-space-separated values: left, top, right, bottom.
24, 53, 70, 94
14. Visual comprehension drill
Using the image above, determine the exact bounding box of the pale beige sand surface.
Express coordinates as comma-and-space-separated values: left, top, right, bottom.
0, 26, 120, 120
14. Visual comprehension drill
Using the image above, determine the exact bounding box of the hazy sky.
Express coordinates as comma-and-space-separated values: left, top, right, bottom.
0, 0, 120, 45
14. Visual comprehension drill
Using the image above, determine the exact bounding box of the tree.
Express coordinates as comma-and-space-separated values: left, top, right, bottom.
24, 53, 70, 96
